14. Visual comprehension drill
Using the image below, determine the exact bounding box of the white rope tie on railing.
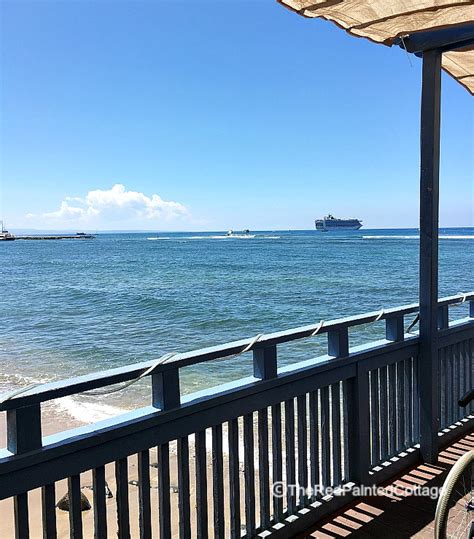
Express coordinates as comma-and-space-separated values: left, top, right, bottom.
238, 333, 264, 355
1, 294, 470, 405
0, 382, 43, 404
0, 334, 266, 404
310, 320, 325, 337
406, 313, 420, 334
85, 352, 177, 396
374, 308, 384, 322
454, 292, 468, 306
87, 334, 265, 396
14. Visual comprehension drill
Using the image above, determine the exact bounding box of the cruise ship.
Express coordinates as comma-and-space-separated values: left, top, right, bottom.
315, 214, 362, 231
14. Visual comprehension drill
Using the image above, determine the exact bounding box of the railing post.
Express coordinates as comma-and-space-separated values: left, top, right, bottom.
7, 405, 42, 454
346, 366, 371, 486
386, 315, 404, 342
7, 404, 42, 539
418, 47, 442, 463
437, 305, 449, 330
253, 345, 277, 380
328, 328, 349, 358
152, 369, 180, 410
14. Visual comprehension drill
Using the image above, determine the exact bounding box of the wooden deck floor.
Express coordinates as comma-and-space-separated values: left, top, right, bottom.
300, 431, 474, 538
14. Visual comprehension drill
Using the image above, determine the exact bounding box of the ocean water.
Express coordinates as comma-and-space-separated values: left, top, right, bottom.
0, 228, 472, 421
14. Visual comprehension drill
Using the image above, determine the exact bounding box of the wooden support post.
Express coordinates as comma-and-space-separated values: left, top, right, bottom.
7, 404, 42, 454
346, 365, 371, 485
152, 369, 180, 410
386, 315, 404, 342
253, 345, 277, 380
419, 48, 442, 464
7, 404, 42, 539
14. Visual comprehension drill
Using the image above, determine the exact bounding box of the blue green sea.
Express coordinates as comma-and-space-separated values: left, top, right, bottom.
1, 228, 472, 423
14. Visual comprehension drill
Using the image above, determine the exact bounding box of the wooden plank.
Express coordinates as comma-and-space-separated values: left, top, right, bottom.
297, 394, 308, 507
403, 359, 412, 447
388, 363, 397, 456
92, 466, 108, 539
440, 347, 447, 429
309, 391, 319, 499
320, 387, 331, 487
397, 360, 405, 452
158, 444, 171, 539
14, 492, 29, 539
271, 403, 283, 522
137, 452, 151, 539
438, 323, 474, 348
285, 398, 296, 514
41, 483, 57, 539
212, 425, 224, 539
342, 380, 350, 482
462, 340, 470, 412
418, 48, 441, 463
461, 341, 468, 405
469, 338, 474, 415
243, 413, 256, 536
177, 437, 191, 539
68, 475, 83, 539
379, 366, 389, 460
370, 369, 380, 465
413, 355, 420, 442
195, 430, 208, 538
257, 408, 270, 530
454, 343, 461, 421
228, 418, 241, 539
331, 383, 342, 486
115, 458, 130, 539
448, 346, 454, 425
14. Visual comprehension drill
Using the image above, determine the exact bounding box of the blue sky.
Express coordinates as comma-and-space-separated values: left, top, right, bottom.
1, 0, 473, 231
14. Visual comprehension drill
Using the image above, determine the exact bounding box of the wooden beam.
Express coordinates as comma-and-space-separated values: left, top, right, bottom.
418, 48, 442, 464
400, 23, 474, 53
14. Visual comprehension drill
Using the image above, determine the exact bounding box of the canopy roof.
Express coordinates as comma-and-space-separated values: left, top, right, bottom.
278, 0, 474, 94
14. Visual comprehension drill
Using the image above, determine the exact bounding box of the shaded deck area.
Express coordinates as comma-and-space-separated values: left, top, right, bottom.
302, 431, 474, 538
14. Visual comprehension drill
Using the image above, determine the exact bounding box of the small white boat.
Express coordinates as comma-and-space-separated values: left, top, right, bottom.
225, 229, 255, 238
0, 221, 15, 241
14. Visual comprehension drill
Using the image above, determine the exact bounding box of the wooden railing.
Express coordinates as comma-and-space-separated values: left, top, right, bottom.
0, 293, 473, 538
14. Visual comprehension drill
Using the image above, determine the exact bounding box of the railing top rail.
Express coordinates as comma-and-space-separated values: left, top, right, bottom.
0, 292, 472, 411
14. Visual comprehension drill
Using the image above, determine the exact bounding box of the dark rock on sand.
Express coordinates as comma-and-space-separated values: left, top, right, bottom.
57, 491, 92, 512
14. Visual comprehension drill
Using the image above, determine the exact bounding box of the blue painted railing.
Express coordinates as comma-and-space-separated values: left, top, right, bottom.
0, 293, 473, 538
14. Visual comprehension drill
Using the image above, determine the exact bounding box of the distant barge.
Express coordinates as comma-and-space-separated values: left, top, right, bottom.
1, 232, 95, 241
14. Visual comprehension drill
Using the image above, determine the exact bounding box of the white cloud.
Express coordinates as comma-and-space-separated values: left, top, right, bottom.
29, 184, 188, 227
